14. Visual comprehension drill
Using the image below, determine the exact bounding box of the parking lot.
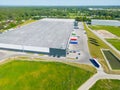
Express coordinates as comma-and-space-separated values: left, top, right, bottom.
67, 22, 91, 64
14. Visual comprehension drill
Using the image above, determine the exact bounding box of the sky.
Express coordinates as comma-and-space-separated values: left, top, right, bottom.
0, 0, 120, 6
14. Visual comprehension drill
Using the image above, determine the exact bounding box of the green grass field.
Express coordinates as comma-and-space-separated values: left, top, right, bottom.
90, 79, 120, 90
106, 39, 120, 51
89, 25, 120, 37
0, 60, 95, 90
103, 50, 120, 69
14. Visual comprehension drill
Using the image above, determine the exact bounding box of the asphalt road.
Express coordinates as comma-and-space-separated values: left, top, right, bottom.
75, 22, 91, 64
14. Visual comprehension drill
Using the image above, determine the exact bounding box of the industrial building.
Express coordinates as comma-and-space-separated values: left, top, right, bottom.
91, 19, 120, 26
0, 18, 74, 57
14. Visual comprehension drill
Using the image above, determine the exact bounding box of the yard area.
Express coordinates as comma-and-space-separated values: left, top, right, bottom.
88, 25, 120, 37
0, 59, 96, 90
90, 79, 120, 90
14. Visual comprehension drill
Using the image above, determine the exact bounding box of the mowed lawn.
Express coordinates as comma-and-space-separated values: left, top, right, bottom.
90, 79, 120, 90
106, 39, 120, 51
0, 60, 95, 90
89, 25, 120, 37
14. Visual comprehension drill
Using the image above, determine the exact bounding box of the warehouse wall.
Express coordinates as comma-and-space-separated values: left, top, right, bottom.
0, 43, 49, 54
0, 43, 67, 57
49, 48, 66, 57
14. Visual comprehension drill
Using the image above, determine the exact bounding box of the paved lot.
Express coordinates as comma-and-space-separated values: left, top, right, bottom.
67, 22, 91, 64
0, 50, 16, 61
0, 52, 6, 58
96, 30, 117, 38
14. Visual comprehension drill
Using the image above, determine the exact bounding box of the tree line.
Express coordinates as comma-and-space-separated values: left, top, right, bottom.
0, 6, 119, 31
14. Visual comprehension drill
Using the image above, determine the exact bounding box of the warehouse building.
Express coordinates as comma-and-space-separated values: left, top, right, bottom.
0, 18, 74, 57
91, 19, 120, 26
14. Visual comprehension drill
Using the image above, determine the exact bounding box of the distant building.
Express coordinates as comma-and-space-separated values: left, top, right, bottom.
88, 8, 104, 10
91, 19, 120, 26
